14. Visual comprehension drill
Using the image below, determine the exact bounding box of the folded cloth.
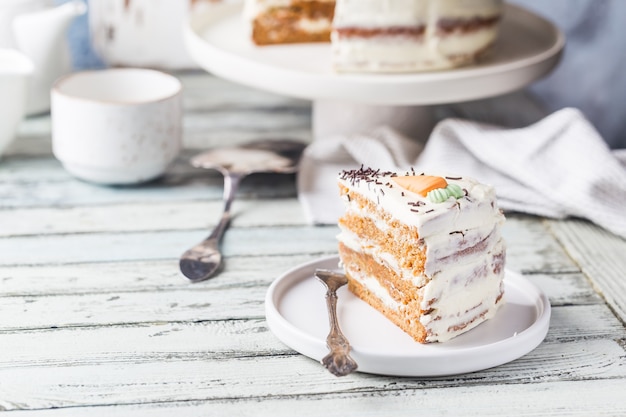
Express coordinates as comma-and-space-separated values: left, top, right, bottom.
298, 126, 424, 225
298, 107, 626, 239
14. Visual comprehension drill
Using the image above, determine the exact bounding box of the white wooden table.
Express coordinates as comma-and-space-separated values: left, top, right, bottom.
1, 71, 626, 416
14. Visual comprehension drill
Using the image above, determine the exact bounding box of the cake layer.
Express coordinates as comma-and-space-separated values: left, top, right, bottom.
244, 0, 335, 45
342, 254, 429, 343
338, 219, 504, 288
340, 239, 505, 343
338, 224, 505, 307
338, 196, 427, 278
339, 242, 423, 305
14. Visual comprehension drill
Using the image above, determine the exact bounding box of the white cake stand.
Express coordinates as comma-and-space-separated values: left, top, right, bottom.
184, 3, 565, 140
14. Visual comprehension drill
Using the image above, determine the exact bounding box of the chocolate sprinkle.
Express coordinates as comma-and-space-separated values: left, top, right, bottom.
340, 166, 397, 185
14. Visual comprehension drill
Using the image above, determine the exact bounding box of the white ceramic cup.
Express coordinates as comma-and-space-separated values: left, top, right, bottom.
0, 48, 33, 158
51, 68, 183, 185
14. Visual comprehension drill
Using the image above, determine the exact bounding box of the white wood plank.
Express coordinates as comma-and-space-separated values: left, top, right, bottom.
0, 199, 307, 237
0, 226, 339, 266
547, 219, 626, 323
0, 138, 308, 185
5, 379, 625, 417
545, 304, 625, 341
0, 304, 621, 365
0, 150, 219, 182
5, 123, 312, 157
0, 255, 316, 296
182, 105, 310, 131
0, 285, 268, 330
501, 216, 579, 274
0, 216, 578, 274
0, 338, 624, 411
184, 126, 312, 150
0, 157, 71, 182
525, 272, 603, 306
0, 320, 291, 368
0, 262, 600, 314
0, 167, 298, 208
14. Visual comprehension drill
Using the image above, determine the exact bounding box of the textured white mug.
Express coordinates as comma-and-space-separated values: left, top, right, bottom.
51, 68, 182, 185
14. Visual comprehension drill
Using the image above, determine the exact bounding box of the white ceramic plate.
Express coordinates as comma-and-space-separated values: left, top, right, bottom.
265, 255, 551, 377
184, 3, 564, 105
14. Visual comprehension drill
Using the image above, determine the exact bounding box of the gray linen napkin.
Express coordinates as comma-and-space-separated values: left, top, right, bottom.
298, 108, 626, 239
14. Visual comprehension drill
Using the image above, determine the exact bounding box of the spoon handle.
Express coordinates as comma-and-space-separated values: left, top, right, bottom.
209, 171, 242, 240
179, 172, 243, 282
315, 269, 358, 377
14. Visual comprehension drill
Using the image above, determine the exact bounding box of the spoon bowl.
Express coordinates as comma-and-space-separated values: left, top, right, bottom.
179, 139, 306, 282
191, 139, 305, 175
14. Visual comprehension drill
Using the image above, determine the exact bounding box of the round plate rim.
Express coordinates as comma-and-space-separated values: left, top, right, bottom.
264, 255, 551, 377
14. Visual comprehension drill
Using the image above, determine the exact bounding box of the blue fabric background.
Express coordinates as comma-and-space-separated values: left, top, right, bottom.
511, 0, 626, 149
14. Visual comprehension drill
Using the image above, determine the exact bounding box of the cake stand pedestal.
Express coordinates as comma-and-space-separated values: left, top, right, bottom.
312, 101, 437, 142
184, 2, 564, 142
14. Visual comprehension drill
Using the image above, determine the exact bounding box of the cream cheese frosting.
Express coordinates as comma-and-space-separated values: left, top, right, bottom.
333, 0, 502, 28
338, 168, 503, 238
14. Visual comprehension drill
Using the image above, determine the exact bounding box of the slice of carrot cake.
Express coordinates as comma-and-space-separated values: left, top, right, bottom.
337, 167, 506, 343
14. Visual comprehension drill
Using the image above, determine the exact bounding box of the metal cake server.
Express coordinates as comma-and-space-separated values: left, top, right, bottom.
315, 269, 358, 377
179, 139, 306, 282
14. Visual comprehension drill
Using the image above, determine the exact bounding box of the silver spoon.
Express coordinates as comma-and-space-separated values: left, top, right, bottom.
315, 269, 358, 377
180, 139, 306, 282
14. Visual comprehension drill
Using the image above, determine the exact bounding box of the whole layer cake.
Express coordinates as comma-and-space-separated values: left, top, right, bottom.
244, 0, 336, 45
332, 0, 503, 72
337, 167, 506, 343
244, 0, 503, 72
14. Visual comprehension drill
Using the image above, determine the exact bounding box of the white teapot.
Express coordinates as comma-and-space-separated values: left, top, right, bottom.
0, 48, 33, 157
0, 0, 86, 115
88, 0, 216, 70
